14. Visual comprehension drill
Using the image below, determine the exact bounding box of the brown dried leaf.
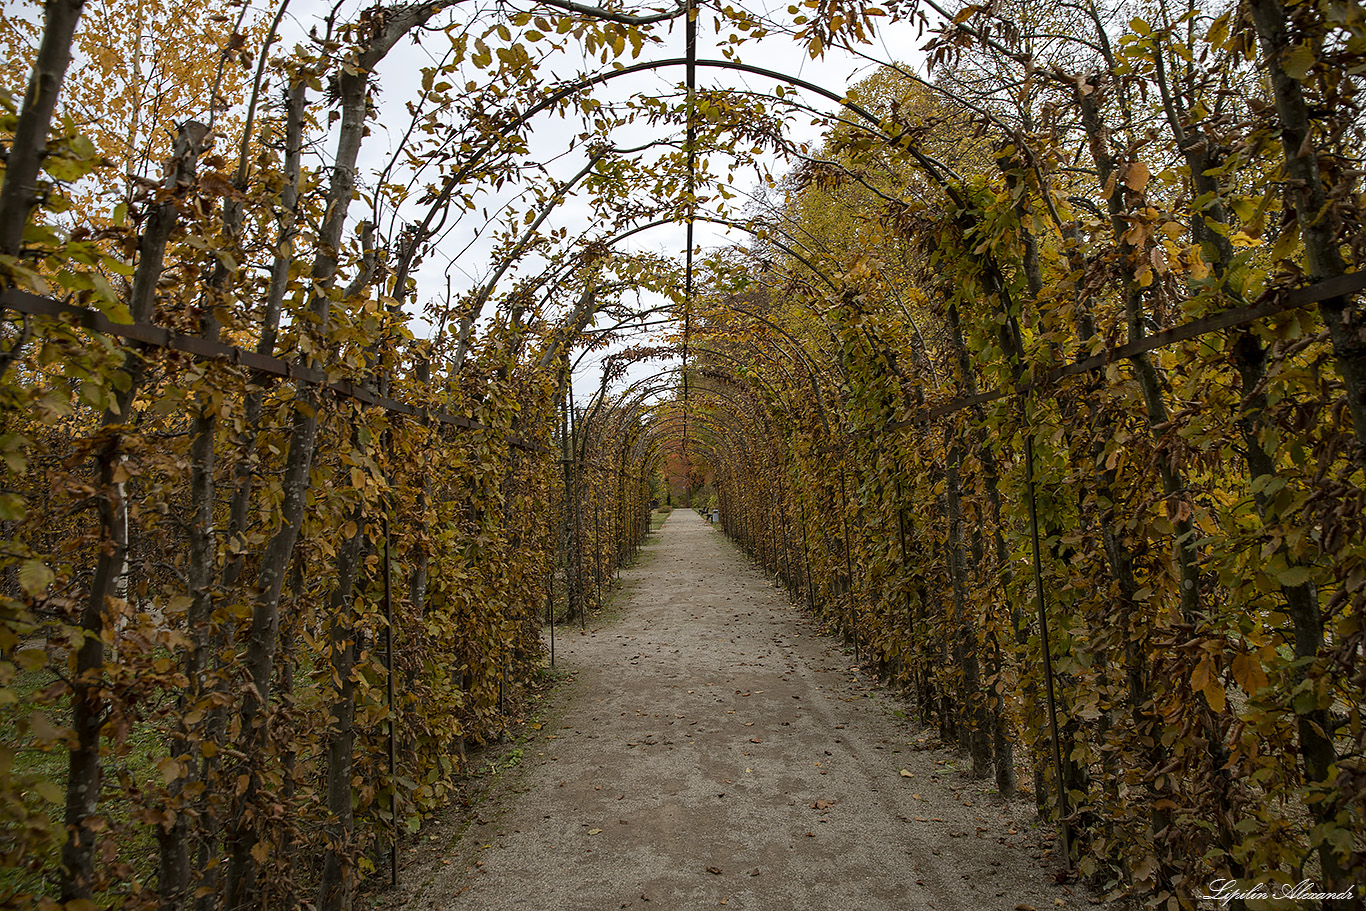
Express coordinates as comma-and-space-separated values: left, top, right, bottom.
1125, 161, 1151, 192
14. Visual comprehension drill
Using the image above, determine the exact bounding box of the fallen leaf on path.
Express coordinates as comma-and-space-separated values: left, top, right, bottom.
706, 866, 723, 875
749, 737, 762, 743
588, 828, 602, 835
811, 800, 837, 810
805, 831, 816, 837
899, 769, 914, 778
750, 868, 761, 876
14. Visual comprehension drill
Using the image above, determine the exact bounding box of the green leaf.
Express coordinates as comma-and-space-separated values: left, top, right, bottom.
15, 648, 46, 671
1278, 565, 1312, 587
18, 560, 53, 597
34, 778, 63, 803
1283, 44, 1316, 80
0, 493, 27, 521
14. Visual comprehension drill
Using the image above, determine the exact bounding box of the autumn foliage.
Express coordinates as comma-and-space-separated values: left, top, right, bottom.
0, 0, 1363, 908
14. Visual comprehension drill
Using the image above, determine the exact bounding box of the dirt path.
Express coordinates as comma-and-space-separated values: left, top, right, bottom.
394, 509, 1104, 910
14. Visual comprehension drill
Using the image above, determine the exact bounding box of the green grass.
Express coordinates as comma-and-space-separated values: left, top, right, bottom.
649, 507, 671, 532
1, 656, 167, 903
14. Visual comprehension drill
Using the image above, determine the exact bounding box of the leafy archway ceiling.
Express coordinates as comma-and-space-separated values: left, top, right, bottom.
331, 0, 927, 467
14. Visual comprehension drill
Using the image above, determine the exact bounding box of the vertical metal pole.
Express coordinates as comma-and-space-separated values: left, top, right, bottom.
547, 568, 555, 668
1023, 407, 1072, 866
837, 461, 859, 662
383, 509, 398, 887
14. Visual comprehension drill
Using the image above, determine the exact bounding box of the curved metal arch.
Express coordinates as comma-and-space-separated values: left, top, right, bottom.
405, 51, 967, 325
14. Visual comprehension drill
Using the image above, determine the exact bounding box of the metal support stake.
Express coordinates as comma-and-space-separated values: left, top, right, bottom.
383, 508, 399, 887
1023, 404, 1072, 866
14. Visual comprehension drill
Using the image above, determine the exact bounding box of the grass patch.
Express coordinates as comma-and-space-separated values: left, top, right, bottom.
1, 658, 165, 903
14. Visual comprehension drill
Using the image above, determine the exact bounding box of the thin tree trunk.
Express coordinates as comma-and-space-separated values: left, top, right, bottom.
1247, 0, 1366, 460
61, 122, 206, 903
0, 0, 86, 257
317, 524, 371, 911
223, 56, 373, 909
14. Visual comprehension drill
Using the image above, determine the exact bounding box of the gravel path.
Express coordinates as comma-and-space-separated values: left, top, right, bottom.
393, 509, 1105, 910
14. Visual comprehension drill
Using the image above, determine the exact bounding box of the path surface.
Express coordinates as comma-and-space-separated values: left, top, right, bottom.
396, 510, 1102, 910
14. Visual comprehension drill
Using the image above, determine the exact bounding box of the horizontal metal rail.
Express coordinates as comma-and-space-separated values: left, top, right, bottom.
872, 272, 1366, 432
0, 287, 549, 452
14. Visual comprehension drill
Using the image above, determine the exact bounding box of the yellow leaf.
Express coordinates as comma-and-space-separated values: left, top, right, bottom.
1188, 249, 1211, 281
1205, 14, 1230, 48
35, 778, 63, 803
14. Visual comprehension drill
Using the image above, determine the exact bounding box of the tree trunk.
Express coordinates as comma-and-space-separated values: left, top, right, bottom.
61, 122, 206, 903
1247, 0, 1366, 461
0, 0, 86, 257
317, 523, 371, 911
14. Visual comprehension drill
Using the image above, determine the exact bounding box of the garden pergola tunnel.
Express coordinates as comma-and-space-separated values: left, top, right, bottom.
0, 0, 1363, 907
